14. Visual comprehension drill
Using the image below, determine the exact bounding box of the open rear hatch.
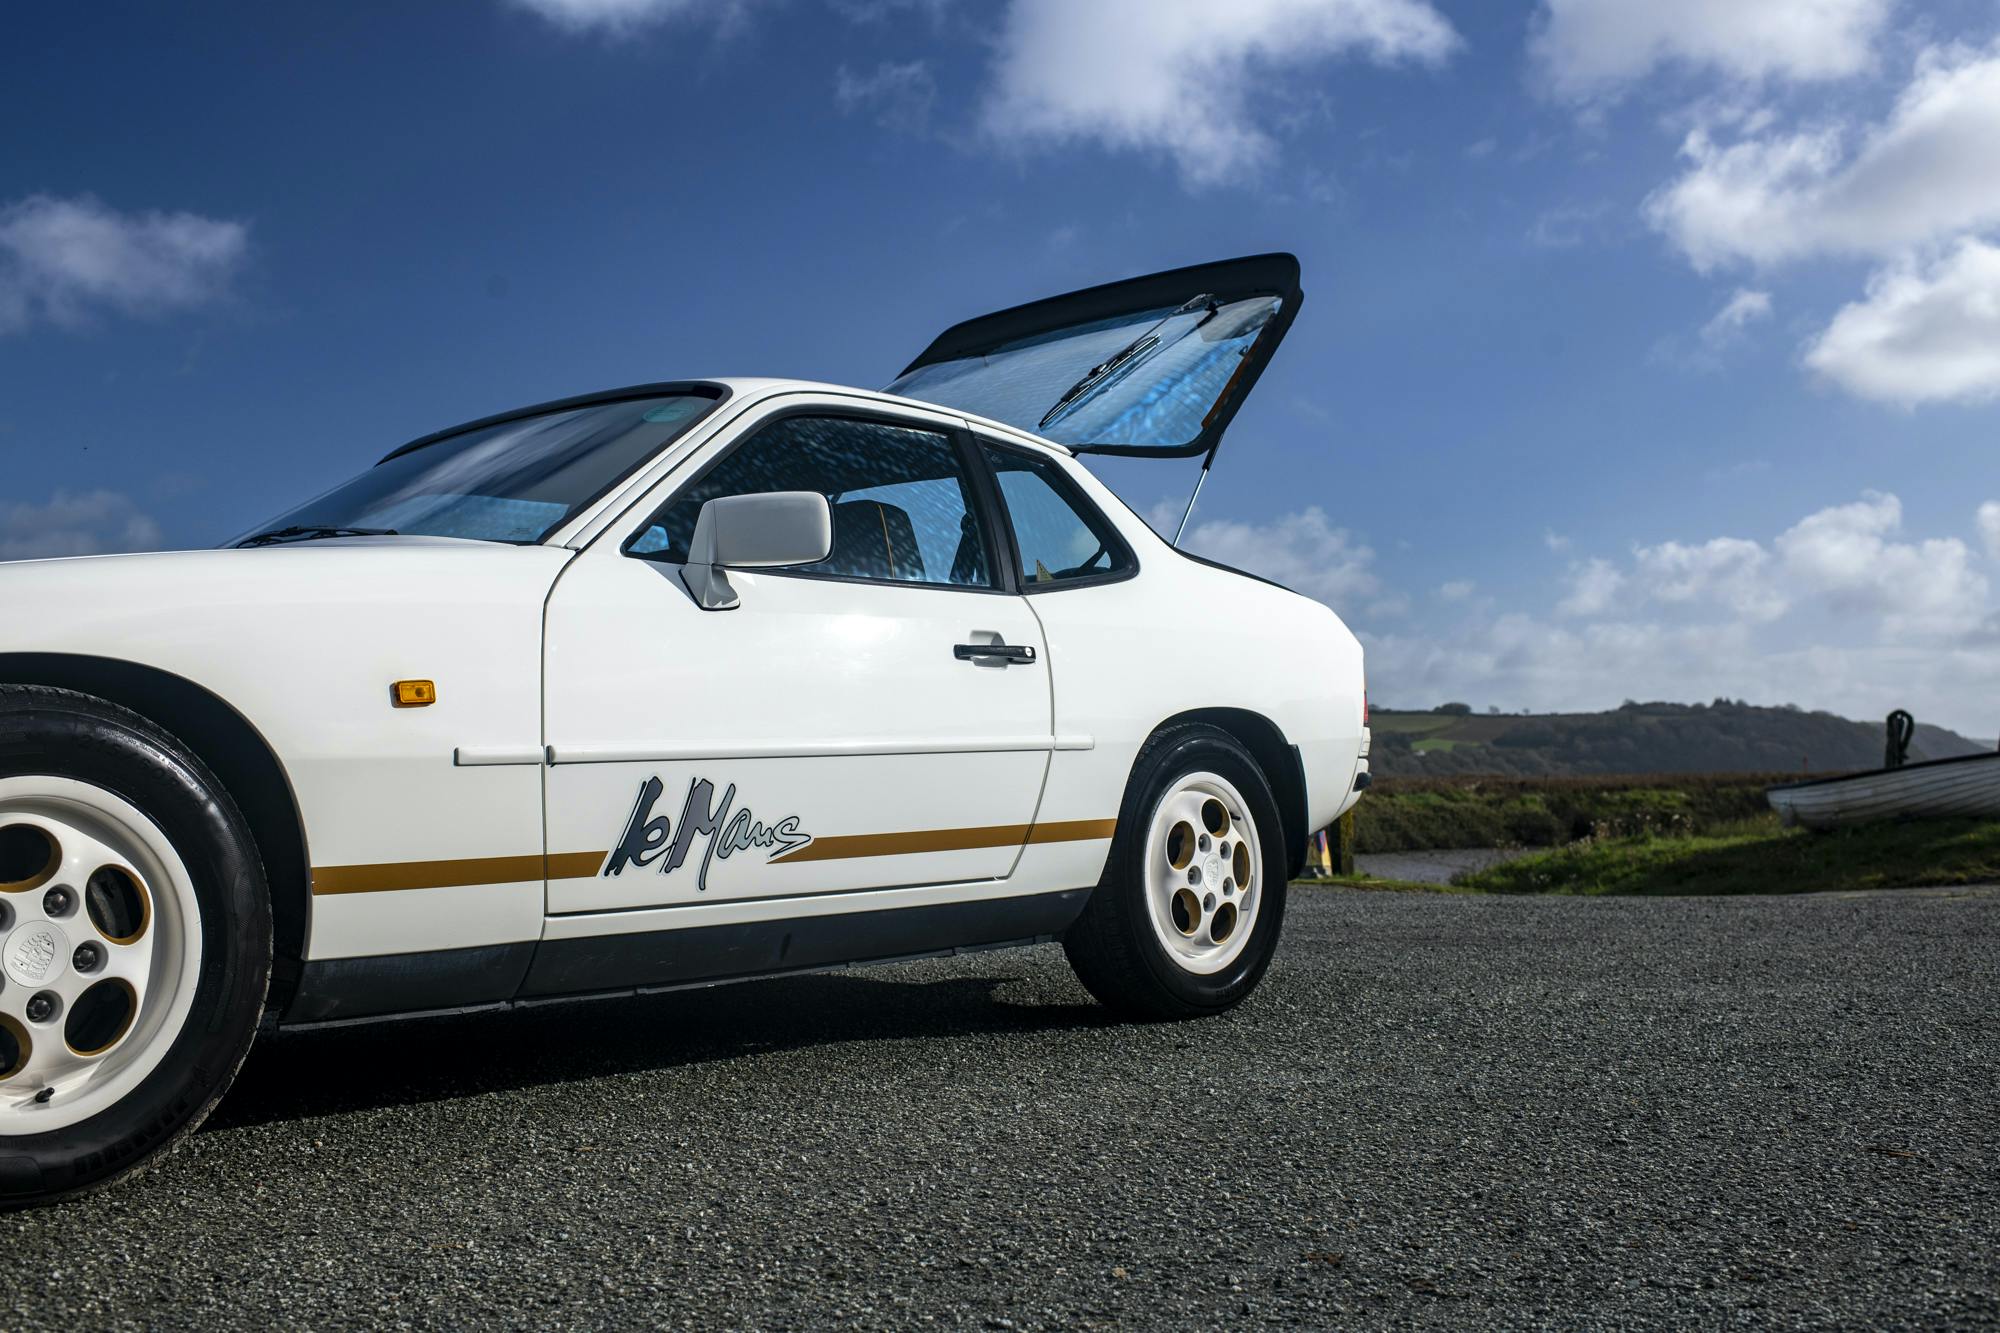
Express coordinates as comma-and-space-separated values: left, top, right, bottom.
886, 253, 1302, 459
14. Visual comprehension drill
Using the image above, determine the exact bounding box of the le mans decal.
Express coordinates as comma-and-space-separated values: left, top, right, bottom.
604, 776, 811, 891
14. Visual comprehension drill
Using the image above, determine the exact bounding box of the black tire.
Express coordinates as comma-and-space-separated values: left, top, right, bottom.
0, 685, 271, 1208
1063, 723, 1289, 1019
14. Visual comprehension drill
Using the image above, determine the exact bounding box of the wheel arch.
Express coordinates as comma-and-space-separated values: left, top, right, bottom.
1149, 707, 1309, 880
0, 653, 311, 1015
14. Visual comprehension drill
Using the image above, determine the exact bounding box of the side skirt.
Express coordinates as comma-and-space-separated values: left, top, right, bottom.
283, 887, 1091, 1028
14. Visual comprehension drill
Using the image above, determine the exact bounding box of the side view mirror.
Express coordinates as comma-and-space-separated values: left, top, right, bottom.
681, 491, 833, 611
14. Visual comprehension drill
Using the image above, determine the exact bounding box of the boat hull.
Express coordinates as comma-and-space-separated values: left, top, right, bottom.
1766, 752, 2000, 829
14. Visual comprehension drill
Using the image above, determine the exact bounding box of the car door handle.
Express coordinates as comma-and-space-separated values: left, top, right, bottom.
954, 642, 1037, 664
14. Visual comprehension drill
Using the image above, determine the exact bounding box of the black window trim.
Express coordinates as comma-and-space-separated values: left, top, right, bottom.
972, 435, 1141, 595
619, 403, 1018, 598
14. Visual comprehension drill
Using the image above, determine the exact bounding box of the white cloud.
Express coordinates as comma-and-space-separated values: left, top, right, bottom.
0, 195, 247, 333
1530, 0, 1890, 101
1543, 529, 1573, 553
835, 60, 938, 135
1169, 505, 1381, 609
1632, 536, 1788, 620
505, 0, 736, 32
1804, 237, 2000, 405
978, 0, 1459, 187
1438, 579, 1475, 601
1364, 614, 1998, 739
0, 491, 163, 562
1181, 492, 1997, 733
1775, 491, 1987, 635
1558, 557, 1625, 616
1646, 42, 2000, 270
1699, 287, 1773, 348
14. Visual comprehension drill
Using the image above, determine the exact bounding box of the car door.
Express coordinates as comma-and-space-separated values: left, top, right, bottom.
541, 402, 1054, 915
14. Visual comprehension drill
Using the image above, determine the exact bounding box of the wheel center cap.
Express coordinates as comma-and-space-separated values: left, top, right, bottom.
4, 920, 68, 988
1204, 853, 1223, 886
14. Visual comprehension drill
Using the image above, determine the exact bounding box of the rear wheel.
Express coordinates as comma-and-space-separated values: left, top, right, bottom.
1063, 724, 1288, 1019
0, 686, 270, 1207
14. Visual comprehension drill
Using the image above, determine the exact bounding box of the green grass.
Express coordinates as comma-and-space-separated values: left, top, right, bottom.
1456, 816, 2000, 896
1353, 774, 1786, 853
1410, 738, 1472, 754
1367, 713, 1460, 736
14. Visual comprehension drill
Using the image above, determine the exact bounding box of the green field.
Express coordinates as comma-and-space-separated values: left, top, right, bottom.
1456, 816, 2000, 896
1351, 773, 1783, 853
1325, 773, 2000, 897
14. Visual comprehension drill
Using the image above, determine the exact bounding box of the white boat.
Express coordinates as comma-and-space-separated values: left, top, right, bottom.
1766, 751, 2000, 829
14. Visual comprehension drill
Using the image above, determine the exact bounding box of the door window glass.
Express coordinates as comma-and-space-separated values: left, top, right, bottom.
983, 445, 1132, 587
629, 416, 995, 589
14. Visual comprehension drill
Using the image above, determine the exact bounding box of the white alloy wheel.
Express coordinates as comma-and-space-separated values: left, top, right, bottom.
0, 776, 204, 1135
1142, 770, 1262, 976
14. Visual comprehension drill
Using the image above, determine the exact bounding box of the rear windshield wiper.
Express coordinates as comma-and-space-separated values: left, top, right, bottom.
235, 525, 399, 548
1038, 293, 1219, 431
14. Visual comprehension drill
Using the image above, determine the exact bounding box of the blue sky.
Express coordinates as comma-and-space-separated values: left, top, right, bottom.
3, 0, 1996, 734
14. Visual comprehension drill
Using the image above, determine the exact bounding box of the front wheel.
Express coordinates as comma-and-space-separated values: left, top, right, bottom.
1063, 724, 1289, 1019
0, 686, 270, 1207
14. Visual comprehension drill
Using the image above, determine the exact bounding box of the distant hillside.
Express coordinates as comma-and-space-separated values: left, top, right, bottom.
1370, 700, 1988, 778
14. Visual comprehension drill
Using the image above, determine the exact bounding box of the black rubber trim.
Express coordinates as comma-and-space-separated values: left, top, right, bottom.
287, 943, 536, 1023
379, 381, 729, 463
278, 891, 1092, 1024
521, 889, 1090, 998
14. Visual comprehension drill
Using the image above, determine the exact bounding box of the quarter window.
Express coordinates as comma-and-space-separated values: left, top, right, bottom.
984, 445, 1132, 587
629, 416, 996, 589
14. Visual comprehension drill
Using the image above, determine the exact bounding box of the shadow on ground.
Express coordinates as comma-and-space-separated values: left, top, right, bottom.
206, 966, 1107, 1131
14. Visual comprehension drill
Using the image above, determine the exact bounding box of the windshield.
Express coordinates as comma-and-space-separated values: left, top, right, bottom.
242, 391, 719, 545
885, 295, 1280, 451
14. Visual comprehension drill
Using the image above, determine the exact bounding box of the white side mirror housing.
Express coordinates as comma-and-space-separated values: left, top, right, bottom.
681, 491, 833, 610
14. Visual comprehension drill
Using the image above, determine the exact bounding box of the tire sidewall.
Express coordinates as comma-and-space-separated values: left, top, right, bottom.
1114, 729, 1288, 1012
0, 693, 270, 1204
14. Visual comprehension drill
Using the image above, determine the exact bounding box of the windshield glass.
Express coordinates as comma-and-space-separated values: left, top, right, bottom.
885, 295, 1279, 450
244, 392, 719, 545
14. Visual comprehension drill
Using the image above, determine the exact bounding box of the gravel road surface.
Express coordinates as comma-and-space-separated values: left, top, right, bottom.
5, 886, 1997, 1329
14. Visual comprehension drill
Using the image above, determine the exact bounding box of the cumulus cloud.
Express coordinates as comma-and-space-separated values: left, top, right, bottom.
978, 0, 1460, 187
0, 490, 164, 562
1178, 492, 1996, 732
1803, 237, 2000, 405
1632, 536, 1787, 620
1774, 491, 1988, 635
1699, 287, 1773, 348
1168, 505, 1381, 609
835, 60, 938, 135
505, 0, 737, 32
1646, 42, 2000, 270
0, 195, 247, 333
1530, 0, 1890, 101
1363, 491, 1997, 732
1558, 557, 1625, 616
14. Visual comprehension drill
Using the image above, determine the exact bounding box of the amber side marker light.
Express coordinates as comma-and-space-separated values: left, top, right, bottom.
392, 680, 437, 708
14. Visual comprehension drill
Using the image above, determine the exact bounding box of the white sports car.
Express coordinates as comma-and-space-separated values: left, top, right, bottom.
0, 254, 1368, 1204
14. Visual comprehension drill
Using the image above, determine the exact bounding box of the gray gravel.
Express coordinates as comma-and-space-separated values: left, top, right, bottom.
5, 886, 1998, 1330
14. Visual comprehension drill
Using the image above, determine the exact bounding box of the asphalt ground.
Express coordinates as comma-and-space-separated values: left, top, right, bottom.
4, 885, 1997, 1330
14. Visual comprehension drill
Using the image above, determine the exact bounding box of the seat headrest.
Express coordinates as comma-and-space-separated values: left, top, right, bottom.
826, 499, 924, 582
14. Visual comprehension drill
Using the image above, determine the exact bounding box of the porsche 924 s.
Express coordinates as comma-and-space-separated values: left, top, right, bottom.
0, 254, 1369, 1204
